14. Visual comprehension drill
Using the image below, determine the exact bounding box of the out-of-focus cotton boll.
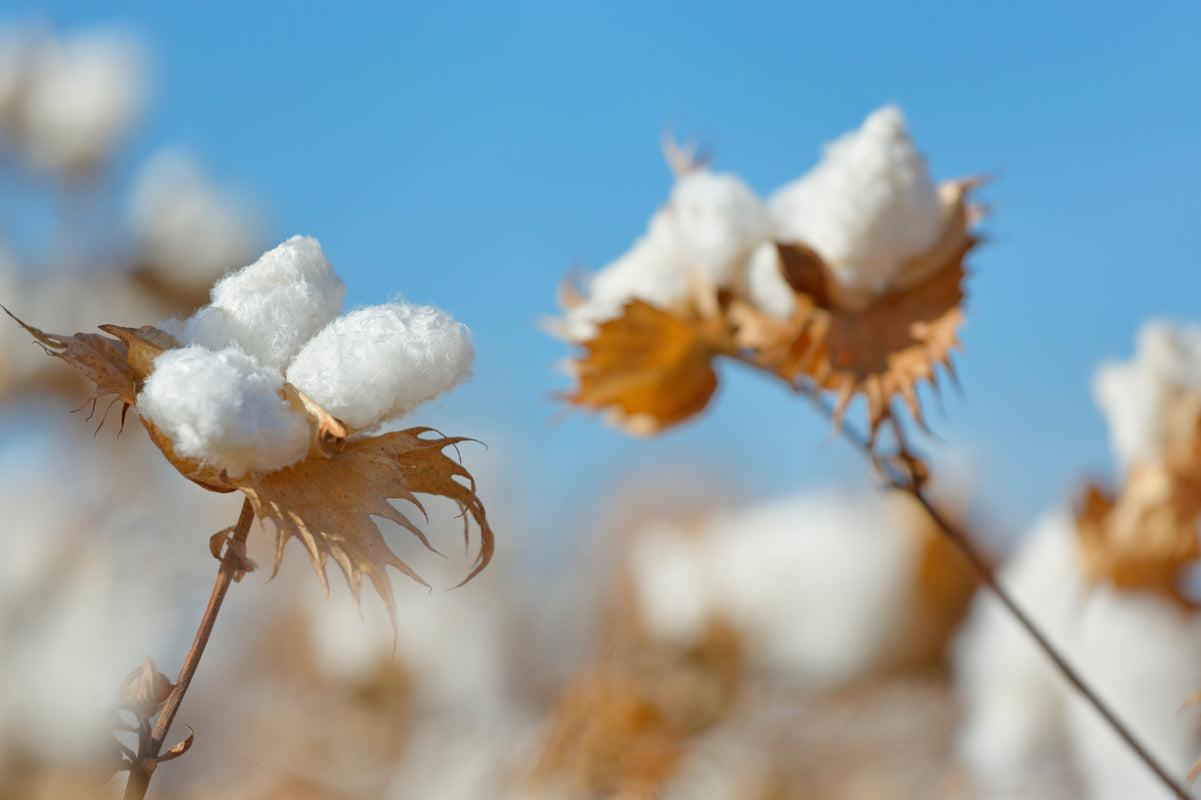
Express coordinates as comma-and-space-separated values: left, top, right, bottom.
560, 209, 691, 341
953, 510, 1085, 796
769, 105, 943, 301
137, 346, 310, 477
128, 150, 263, 294
669, 169, 770, 287
19, 29, 146, 173
1064, 587, 1201, 800
1093, 321, 1201, 473
0, 25, 38, 125
629, 521, 714, 646
179, 236, 346, 370
745, 241, 796, 319
705, 493, 916, 687
286, 301, 472, 431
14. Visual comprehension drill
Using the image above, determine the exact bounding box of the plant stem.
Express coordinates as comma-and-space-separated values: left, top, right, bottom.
795, 388, 1192, 799
124, 498, 255, 800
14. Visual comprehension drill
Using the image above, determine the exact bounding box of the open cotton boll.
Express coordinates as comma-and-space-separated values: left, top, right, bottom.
128, 149, 263, 293
1093, 321, 1201, 473
669, 169, 771, 287
20, 29, 146, 172
769, 105, 943, 298
746, 241, 797, 319
286, 301, 473, 431
560, 209, 692, 341
629, 521, 716, 647
704, 493, 917, 688
1064, 587, 1201, 800
179, 236, 346, 370
953, 510, 1085, 796
138, 346, 311, 477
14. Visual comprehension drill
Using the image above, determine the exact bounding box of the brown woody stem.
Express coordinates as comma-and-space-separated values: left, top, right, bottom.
794, 387, 1192, 799
124, 498, 255, 800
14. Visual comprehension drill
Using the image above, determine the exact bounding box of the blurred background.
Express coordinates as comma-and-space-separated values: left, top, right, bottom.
1, 2, 1200, 798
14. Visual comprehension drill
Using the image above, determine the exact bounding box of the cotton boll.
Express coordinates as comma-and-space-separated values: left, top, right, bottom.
629, 521, 715, 647
20, 29, 146, 173
704, 493, 918, 688
669, 169, 771, 287
770, 105, 943, 298
953, 510, 1085, 796
561, 209, 692, 341
745, 241, 796, 319
181, 236, 346, 370
1064, 587, 1201, 800
1093, 321, 1201, 473
286, 301, 472, 431
138, 346, 310, 477
128, 150, 263, 294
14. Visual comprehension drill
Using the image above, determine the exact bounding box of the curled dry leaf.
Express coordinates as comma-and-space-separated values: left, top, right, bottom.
118, 657, 174, 719
5, 313, 494, 629
565, 299, 723, 435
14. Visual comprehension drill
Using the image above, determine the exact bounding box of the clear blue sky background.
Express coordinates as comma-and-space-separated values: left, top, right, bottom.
13, 1, 1201, 549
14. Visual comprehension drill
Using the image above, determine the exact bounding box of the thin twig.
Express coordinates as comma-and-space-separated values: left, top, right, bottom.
793, 385, 1192, 799
124, 498, 256, 800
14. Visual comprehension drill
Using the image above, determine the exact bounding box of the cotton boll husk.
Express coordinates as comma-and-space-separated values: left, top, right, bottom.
769, 105, 943, 299
180, 236, 346, 370
668, 168, 771, 287
137, 346, 311, 477
19, 29, 146, 173
560, 208, 692, 341
1063, 586, 1201, 800
1093, 320, 1201, 473
128, 149, 263, 294
286, 300, 473, 431
953, 510, 1086, 796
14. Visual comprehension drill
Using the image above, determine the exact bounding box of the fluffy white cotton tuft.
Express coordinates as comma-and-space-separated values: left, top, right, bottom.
1064, 587, 1201, 800
745, 241, 796, 319
669, 168, 771, 286
1093, 320, 1201, 473
286, 301, 473, 430
953, 510, 1086, 796
769, 105, 943, 300
177, 236, 346, 370
18, 29, 147, 172
128, 149, 263, 292
629, 521, 715, 646
137, 346, 311, 477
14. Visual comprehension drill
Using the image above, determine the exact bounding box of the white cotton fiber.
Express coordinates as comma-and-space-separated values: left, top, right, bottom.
178, 236, 346, 370
286, 301, 473, 431
953, 510, 1085, 796
1093, 321, 1201, 473
629, 521, 715, 647
560, 208, 692, 341
1064, 587, 1201, 800
137, 346, 311, 477
745, 241, 796, 319
669, 168, 771, 287
20, 29, 146, 172
128, 149, 262, 292
769, 105, 943, 299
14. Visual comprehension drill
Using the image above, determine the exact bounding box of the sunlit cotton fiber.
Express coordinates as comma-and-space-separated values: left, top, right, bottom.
138, 346, 310, 477
769, 104, 943, 302
286, 301, 473, 431
1093, 320, 1201, 473
176, 235, 346, 370
669, 168, 771, 287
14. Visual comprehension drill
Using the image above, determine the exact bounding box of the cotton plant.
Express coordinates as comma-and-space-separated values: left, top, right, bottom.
552, 104, 980, 447
0, 22, 146, 175
5, 234, 493, 798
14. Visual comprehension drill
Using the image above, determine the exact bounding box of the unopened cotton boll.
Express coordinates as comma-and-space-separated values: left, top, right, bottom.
20, 30, 146, 173
179, 236, 346, 370
138, 346, 311, 477
286, 301, 473, 431
669, 169, 771, 287
769, 105, 943, 299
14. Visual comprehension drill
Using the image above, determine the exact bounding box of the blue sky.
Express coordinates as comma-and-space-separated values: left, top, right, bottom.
11, 1, 1201, 548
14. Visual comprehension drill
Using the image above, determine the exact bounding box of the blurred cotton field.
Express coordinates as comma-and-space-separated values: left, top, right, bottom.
2, 12, 1201, 800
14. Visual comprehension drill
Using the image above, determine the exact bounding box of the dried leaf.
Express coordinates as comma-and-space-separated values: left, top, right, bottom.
237, 427, 493, 629
566, 300, 721, 435
157, 725, 195, 763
